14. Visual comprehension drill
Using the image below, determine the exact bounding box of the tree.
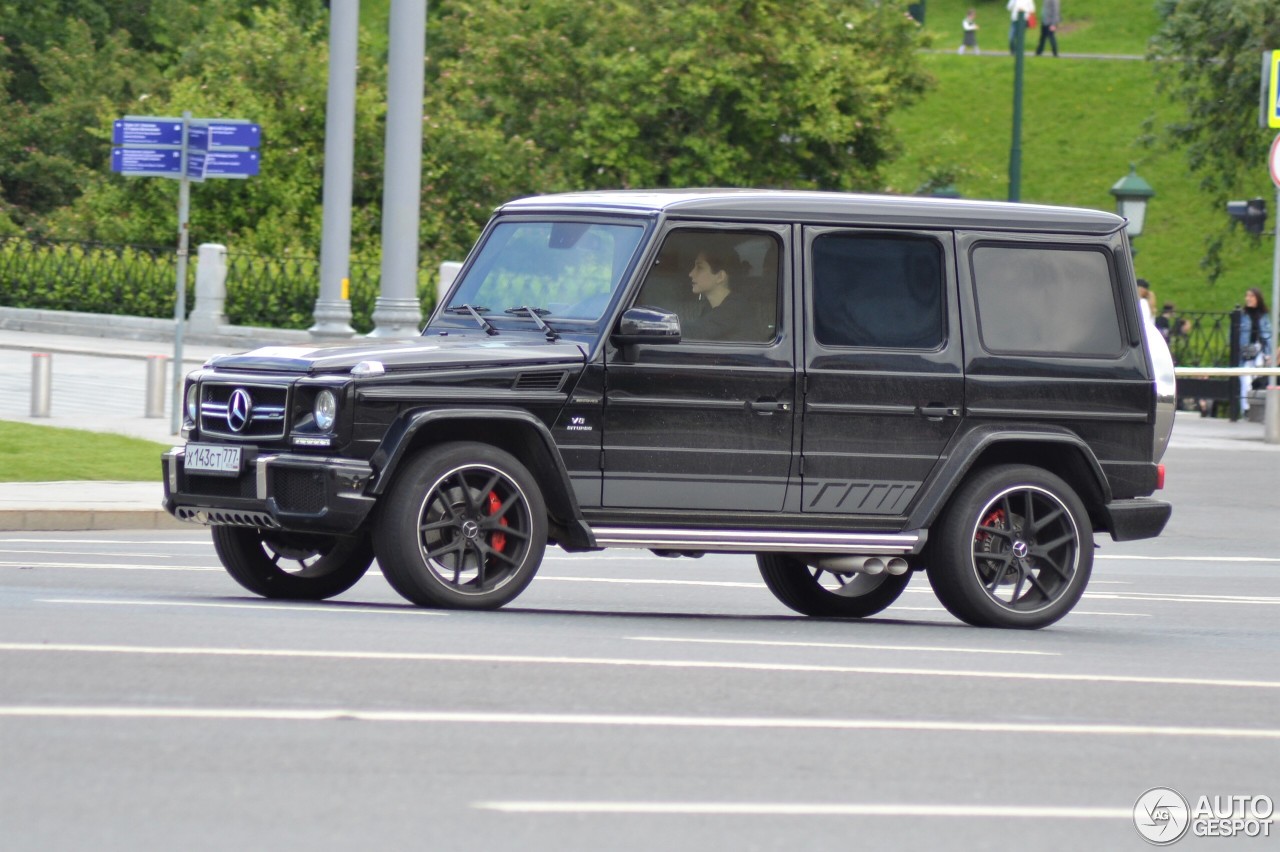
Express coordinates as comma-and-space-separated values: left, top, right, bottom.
1149, 0, 1280, 198
426, 0, 931, 193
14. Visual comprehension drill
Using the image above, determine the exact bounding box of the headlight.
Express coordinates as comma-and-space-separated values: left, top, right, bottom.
185, 384, 199, 422
314, 389, 337, 432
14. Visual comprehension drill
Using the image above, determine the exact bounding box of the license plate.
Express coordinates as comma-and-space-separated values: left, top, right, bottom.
185, 443, 243, 475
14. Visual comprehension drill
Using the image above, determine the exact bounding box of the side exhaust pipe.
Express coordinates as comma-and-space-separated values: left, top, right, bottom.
813, 556, 910, 576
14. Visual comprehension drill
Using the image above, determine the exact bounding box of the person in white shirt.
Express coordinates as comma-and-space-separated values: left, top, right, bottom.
959, 8, 980, 55
1006, 0, 1036, 53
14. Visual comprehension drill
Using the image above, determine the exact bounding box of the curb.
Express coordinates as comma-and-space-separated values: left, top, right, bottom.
0, 509, 191, 532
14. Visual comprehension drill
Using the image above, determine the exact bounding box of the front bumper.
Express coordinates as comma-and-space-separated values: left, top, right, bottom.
162, 447, 377, 534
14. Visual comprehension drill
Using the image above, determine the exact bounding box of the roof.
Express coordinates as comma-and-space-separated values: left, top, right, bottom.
499, 189, 1126, 235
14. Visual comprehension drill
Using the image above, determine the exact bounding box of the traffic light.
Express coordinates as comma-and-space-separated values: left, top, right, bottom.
1226, 198, 1267, 235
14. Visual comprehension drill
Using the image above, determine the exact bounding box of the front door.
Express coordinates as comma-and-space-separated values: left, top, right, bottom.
602, 224, 796, 511
799, 227, 963, 521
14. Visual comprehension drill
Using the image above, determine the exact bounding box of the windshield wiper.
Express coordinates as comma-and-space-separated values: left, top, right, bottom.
505, 306, 561, 342
446, 303, 498, 336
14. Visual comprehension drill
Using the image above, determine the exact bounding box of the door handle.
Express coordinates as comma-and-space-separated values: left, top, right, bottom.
749, 399, 791, 415
916, 404, 960, 420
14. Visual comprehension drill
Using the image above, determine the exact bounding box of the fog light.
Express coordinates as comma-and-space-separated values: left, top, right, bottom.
314, 390, 337, 432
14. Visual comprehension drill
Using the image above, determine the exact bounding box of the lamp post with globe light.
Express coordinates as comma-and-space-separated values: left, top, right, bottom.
1110, 165, 1155, 255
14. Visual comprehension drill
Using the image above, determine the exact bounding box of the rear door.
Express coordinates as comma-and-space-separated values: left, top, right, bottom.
798, 227, 963, 520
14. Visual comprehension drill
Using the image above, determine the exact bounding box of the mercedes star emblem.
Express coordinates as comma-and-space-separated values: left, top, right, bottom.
227, 388, 253, 432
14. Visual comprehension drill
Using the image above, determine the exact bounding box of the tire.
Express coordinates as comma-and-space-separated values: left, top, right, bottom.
211, 526, 374, 600
373, 442, 548, 609
757, 553, 912, 618
927, 464, 1093, 629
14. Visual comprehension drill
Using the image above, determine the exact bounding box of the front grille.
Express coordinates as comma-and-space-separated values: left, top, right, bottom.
200, 382, 288, 439
274, 468, 327, 514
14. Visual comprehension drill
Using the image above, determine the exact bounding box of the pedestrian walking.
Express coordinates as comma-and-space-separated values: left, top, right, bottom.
959, 9, 980, 55
1006, 0, 1036, 54
1036, 0, 1061, 57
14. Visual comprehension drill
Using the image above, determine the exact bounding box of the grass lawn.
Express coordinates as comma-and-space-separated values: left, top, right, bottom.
0, 421, 166, 482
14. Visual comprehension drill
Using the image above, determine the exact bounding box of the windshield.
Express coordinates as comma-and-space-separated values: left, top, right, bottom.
445, 220, 646, 323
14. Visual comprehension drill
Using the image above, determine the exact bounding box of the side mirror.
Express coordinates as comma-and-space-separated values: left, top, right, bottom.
612, 306, 682, 346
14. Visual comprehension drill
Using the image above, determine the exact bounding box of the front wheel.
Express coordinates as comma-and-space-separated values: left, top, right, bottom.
211, 526, 374, 600
757, 553, 912, 618
373, 442, 548, 609
927, 464, 1093, 629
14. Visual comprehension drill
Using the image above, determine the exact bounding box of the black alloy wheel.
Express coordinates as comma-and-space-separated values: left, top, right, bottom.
928, 464, 1092, 629
374, 442, 547, 609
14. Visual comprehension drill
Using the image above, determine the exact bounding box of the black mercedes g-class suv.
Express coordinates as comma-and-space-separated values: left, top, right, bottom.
163, 189, 1175, 629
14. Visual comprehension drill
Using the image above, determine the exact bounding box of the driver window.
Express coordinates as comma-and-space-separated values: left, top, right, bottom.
633, 230, 779, 343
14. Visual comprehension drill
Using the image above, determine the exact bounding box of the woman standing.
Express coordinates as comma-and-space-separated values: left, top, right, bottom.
1239, 287, 1272, 415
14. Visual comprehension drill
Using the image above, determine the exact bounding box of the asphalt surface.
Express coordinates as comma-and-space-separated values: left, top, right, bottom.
1, 416, 1278, 850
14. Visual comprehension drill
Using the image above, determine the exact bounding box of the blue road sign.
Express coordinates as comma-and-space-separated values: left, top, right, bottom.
186, 151, 207, 182
204, 150, 260, 178
187, 123, 209, 153
112, 119, 184, 147
111, 147, 183, 177
208, 122, 262, 150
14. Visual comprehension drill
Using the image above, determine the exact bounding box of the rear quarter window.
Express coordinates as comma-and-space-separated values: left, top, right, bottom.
970, 244, 1123, 357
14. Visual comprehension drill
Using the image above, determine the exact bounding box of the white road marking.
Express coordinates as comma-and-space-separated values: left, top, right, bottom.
0, 538, 210, 546
0, 642, 1275, 689
37, 598, 444, 616
0, 550, 179, 558
1086, 591, 1280, 605
629, 636, 1059, 656
1096, 554, 1280, 563
474, 801, 1133, 818
0, 706, 1276, 742
0, 561, 218, 572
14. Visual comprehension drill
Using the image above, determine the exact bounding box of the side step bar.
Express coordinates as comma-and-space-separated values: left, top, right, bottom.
588, 526, 925, 555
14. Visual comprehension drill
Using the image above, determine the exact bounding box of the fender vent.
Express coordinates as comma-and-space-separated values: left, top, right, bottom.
513, 371, 567, 392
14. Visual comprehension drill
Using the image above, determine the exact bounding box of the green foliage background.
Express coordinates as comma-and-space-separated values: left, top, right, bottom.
0, 0, 1278, 319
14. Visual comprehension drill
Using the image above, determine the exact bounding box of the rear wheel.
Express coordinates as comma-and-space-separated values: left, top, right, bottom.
757, 553, 911, 618
374, 442, 548, 609
927, 464, 1092, 629
211, 526, 373, 600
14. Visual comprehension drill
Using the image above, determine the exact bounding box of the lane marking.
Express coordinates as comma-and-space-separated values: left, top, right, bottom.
0, 550, 179, 558
1086, 592, 1280, 605
37, 599, 444, 616
0, 706, 1276, 741
628, 636, 1059, 656
474, 801, 1133, 818
0, 561, 218, 572
0, 538, 209, 546
0, 643, 1275, 689
1096, 555, 1280, 563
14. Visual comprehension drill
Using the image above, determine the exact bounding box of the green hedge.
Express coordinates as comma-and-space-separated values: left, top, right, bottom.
0, 237, 439, 334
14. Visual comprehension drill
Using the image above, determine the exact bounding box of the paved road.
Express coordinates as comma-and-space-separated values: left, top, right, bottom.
2, 436, 1278, 851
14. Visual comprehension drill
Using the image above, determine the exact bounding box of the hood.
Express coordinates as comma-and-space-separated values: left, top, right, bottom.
206, 334, 587, 374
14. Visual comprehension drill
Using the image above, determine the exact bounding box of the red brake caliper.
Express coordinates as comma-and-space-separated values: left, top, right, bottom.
487, 491, 508, 553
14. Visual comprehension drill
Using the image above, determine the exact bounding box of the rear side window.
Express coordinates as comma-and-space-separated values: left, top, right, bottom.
971, 245, 1123, 357
811, 233, 945, 349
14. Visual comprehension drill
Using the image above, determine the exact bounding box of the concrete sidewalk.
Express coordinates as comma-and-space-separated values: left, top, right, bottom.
0, 325, 292, 531
2, 326, 1278, 531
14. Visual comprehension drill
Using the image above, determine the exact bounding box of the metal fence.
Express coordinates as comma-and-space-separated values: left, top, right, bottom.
0, 236, 436, 334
